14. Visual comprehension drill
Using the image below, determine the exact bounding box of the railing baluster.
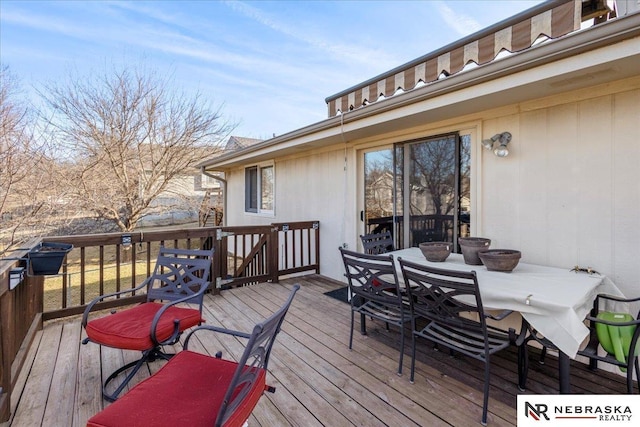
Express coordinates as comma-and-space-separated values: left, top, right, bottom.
99, 246, 104, 297
131, 245, 136, 293
80, 247, 86, 306
146, 242, 151, 278
116, 245, 121, 296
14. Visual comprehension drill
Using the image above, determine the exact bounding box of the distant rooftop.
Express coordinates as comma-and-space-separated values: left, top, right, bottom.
224, 136, 264, 152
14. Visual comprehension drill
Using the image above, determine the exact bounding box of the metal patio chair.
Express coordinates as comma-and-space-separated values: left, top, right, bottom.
360, 231, 394, 254
340, 247, 413, 375
82, 246, 214, 401
86, 285, 300, 427
398, 257, 525, 426
527, 294, 640, 394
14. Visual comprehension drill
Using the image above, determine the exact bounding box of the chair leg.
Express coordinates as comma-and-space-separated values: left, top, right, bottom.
539, 345, 547, 365
360, 313, 367, 335
103, 351, 150, 402
397, 322, 404, 376
518, 344, 529, 391
410, 333, 417, 384
628, 357, 640, 394
482, 360, 490, 426
635, 358, 640, 393
349, 311, 355, 350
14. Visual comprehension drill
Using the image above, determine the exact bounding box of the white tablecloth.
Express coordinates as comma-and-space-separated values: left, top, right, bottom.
390, 248, 625, 358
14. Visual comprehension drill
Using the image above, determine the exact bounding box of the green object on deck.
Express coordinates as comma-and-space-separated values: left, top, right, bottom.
595, 312, 637, 372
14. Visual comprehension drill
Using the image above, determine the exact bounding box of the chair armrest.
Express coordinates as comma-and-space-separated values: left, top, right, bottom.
81, 277, 152, 327
484, 309, 514, 321
149, 282, 211, 345
592, 294, 640, 320
182, 324, 253, 350
596, 293, 640, 304
584, 315, 640, 327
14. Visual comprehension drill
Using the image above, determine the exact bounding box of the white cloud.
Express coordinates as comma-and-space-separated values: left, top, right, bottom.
224, 0, 397, 69
435, 1, 483, 36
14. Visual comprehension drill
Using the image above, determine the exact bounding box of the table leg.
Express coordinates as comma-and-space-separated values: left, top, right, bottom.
558, 351, 571, 393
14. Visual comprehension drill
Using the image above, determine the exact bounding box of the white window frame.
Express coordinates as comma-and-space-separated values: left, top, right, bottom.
244, 162, 275, 216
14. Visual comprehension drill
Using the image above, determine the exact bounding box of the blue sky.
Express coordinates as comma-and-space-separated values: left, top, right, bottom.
1, 0, 543, 140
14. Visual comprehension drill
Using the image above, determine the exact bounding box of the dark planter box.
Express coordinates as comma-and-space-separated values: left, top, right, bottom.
28, 242, 73, 275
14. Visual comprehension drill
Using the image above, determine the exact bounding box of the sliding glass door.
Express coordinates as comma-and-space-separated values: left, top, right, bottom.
396, 132, 471, 249
363, 149, 394, 236
362, 132, 471, 250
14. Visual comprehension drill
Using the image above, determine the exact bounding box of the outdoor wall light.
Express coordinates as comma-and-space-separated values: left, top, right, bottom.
9, 267, 25, 290
482, 132, 512, 157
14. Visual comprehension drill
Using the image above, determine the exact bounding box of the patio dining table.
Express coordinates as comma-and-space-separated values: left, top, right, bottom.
389, 247, 625, 393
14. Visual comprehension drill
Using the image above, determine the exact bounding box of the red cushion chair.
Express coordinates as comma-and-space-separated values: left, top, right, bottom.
82, 247, 214, 401
87, 285, 300, 427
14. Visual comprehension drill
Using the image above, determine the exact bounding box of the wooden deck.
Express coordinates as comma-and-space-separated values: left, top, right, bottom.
3, 275, 635, 427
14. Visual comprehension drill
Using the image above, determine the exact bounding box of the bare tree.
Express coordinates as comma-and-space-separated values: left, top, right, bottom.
0, 66, 57, 253
40, 66, 231, 232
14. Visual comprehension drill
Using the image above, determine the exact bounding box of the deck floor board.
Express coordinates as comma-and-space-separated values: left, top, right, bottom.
4, 275, 636, 427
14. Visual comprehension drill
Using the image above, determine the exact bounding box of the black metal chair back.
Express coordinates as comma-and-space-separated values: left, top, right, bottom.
360, 231, 394, 254
145, 247, 213, 308
340, 247, 402, 306
583, 294, 640, 393
209, 285, 299, 426
339, 247, 410, 375
399, 257, 520, 426
400, 258, 486, 336
524, 294, 640, 395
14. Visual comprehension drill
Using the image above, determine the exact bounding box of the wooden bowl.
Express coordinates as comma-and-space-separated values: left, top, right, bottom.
478, 249, 521, 272
419, 242, 452, 262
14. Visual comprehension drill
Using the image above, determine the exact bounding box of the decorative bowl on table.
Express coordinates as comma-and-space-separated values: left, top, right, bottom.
419, 242, 452, 262
458, 237, 491, 265
478, 249, 521, 272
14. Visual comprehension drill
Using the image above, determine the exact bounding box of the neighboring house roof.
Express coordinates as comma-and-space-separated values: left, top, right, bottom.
224, 136, 264, 152
202, 0, 640, 170
196, 136, 263, 168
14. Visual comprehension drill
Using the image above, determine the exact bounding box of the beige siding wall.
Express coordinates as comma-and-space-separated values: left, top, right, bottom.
224, 83, 640, 299
225, 147, 357, 278
482, 87, 640, 298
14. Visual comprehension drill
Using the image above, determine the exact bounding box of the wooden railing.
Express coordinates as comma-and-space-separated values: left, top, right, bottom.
0, 221, 319, 422
0, 242, 43, 422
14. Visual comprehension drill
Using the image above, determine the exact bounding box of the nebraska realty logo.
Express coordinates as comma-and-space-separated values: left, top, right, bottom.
517, 395, 638, 426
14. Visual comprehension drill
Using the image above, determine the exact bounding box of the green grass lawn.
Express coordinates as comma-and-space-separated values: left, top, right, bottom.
42, 244, 164, 312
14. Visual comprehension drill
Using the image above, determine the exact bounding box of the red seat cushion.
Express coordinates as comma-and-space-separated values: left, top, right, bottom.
85, 302, 203, 351
86, 350, 267, 427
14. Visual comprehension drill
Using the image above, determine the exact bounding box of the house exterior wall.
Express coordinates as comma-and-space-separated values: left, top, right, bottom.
223, 76, 640, 300
481, 82, 640, 299
225, 145, 357, 272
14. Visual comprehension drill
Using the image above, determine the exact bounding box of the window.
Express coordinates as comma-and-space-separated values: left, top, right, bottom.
245, 164, 274, 214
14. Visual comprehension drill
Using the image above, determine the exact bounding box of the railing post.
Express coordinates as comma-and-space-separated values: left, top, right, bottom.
314, 221, 320, 274
268, 225, 279, 283
1, 284, 12, 422
211, 228, 222, 295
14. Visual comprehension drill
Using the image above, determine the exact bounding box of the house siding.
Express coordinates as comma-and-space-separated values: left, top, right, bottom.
223, 81, 640, 301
